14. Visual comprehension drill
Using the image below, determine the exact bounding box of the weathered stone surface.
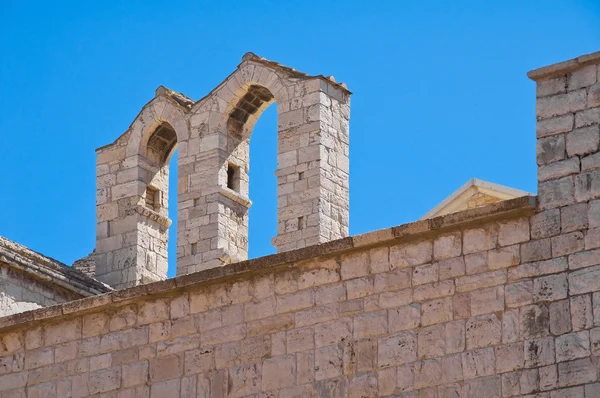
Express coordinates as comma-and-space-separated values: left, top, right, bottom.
4, 51, 600, 398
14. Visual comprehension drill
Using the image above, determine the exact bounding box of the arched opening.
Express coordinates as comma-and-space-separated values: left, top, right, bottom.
248, 104, 278, 258
223, 84, 278, 259
141, 122, 178, 281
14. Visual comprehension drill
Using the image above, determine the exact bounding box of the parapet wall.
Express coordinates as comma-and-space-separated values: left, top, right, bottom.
2, 196, 600, 397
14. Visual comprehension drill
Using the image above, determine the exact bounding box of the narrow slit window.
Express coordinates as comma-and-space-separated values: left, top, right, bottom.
227, 163, 240, 192
298, 216, 306, 230
298, 171, 304, 180
145, 186, 159, 211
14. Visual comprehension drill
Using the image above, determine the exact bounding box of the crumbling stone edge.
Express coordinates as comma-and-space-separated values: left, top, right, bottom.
0, 195, 536, 332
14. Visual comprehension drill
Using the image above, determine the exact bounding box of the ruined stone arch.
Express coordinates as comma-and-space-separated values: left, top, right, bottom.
93, 93, 191, 289
94, 53, 351, 288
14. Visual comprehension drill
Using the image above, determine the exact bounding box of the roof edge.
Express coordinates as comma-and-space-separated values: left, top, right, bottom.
527, 50, 600, 81
0, 195, 537, 333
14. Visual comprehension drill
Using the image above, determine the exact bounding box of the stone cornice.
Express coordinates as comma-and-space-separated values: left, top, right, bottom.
0, 195, 536, 333
528, 50, 600, 81
134, 205, 172, 227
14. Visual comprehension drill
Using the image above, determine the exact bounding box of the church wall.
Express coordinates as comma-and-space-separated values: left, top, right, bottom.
0, 263, 83, 317
1, 196, 600, 397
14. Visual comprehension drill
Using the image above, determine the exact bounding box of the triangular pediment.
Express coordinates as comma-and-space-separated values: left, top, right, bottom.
421, 178, 531, 219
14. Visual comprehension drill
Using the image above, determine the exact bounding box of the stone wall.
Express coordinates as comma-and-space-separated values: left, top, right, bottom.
1, 195, 600, 397
1, 51, 598, 398
0, 263, 82, 317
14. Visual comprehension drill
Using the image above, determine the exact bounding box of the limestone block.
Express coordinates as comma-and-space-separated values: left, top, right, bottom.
433, 232, 462, 260
533, 273, 568, 302
494, 342, 524, 373
121, 361, 148, 388
389, 304, 421, 332
558, 357, 597, 387
373, 269, 411, 293
520, 368, 540, 395
463, 226, 498, 254
594, 292, 600, 327
556, 331, 590, 362
537, 134, 566, 166
524, 336, 555, 368
589, 82, 600, 108
539, 157, 581, 182
413, 359, 442, 389
520, 304, 550, 339
590, 328, 600, 356
536, 89, 587, 120
137, 299, 169, 325
412, 263, 438, 286
536, 75, 566, 98
345, 277, 373, 299
438, 257, 466, 280
567, 125, 600, 156
463, 375, 502, 398
276, 290, 314, 314
413, 280, 455, 302
575, 107, 600, 128
537, 114, 574, 138
418, 324, 445, 359
24, 347, 54, 370
570, 294, 593, 331
531, 209, 561, 239
569, 265, 600, 294
464, 252, 487, 275
445, 320, 465, 354
390, 241, 433, 269
568, 64, 597, 90
466, 314, 501, 350
575, 169, 600, 202
506, 281, 533, 308
509, 257, 567, 282
456, 270, 507, 293
421, 297, 453, 326
461, 347, 495, 379
550, 299, 573, 335
353, 311, 387, 339
488, 245, 520, 270
348, 372, 377, 398
315, 346, 342, 380
88, 367, 121, 395
540, 364, 558, 391
539, 176, 576, 210
501, 371, 520, 397
377, 331, 417, 368
470, 286, 504, 316
315, 318, 352, 348
286, 327, 314, 354
295, 304, 338, 328
315, 283, 346, 306
499, 218, 530, 246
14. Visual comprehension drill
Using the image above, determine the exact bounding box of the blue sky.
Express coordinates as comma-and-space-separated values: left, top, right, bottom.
1, 1, 599, 277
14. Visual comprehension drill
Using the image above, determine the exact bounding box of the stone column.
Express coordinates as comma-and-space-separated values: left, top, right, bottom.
530, 52, 600, 211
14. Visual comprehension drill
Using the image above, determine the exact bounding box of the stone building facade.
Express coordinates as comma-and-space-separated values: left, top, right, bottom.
0, 50, 598, 397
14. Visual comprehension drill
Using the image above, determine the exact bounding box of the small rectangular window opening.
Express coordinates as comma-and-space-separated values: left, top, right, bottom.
227, 163, 240, 192
298, 216, 306, 230
191, 242, 198, 255
145, 186, 160, 211
298, 171, 304, 180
